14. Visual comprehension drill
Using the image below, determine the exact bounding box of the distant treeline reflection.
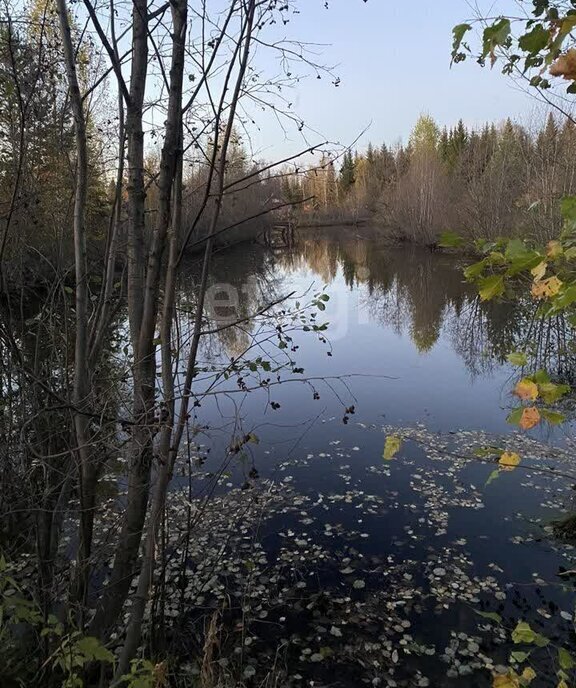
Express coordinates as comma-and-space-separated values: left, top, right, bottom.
277, 235, 576, 380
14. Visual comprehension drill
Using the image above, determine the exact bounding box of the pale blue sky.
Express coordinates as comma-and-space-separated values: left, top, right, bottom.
248, 0, 541, 157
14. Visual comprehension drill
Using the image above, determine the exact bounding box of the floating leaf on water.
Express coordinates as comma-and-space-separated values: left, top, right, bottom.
383, 435, 401, 461
486, 469, 500, 486
492, 671, 520, 688
512, 622, 537, 644
558, 647, 575, 671
475, 446, 503, 458
521, 667, 536, 684
474, 610, 502, 623
510, 651, 530, 664
499, 452, 521, 469
511, 621, 549, 647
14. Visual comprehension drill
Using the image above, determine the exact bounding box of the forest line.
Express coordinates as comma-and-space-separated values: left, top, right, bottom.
291, 113, 576, 246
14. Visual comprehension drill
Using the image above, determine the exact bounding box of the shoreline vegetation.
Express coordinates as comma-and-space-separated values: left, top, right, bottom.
3, 111, 575, 287
284, 113, 576, 250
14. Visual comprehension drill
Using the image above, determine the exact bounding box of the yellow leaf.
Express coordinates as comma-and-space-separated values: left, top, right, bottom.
521, 666, 536, 683
519, 407, 541, 431
530, 261, 547, 281
531, 276, 562, 300
557, 681, 568, 688
493, 671, 520, 688
550, 48, 576, 80
514, 379, 539, 401
499, 451, 521, 469
383, 435, 401, 461
547, 240, 563, 259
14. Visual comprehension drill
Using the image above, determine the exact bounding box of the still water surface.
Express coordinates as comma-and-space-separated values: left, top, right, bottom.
173, 233, 576, 687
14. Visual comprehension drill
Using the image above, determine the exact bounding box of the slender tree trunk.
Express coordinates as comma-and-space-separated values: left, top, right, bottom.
88, 0, 126, 363
55, 0, 92, 617
116, 0, 256, 670
90, 0, 149, 640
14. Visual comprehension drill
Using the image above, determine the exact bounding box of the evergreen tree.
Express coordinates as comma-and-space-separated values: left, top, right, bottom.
338, 150, 355, 195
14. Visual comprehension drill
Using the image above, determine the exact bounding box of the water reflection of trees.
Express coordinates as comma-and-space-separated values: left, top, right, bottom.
278, 235, 576, 378
178, 244, 286, 361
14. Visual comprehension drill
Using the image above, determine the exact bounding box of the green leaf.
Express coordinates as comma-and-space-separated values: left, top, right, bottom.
505, 238, 530, 260
538, 382, 570, 404
532, 369, 550, 384
512, 621, 537, 644
478, 274, 504, 301
486, 469, 500, 486
540, 408, 566, 425
559, 647, 575, 671
482, 18, 511, 60
474, 446, 503, 458
506, 252, 542, 276
511, 621, 549, 647
507, 352, 528, 366
518, 25, 550, 54
383, 435, 401, 461
452, 23, 472, 61
474, 609, 502, 623
561, 196, 576, 222
74, 636, 115, 663
507, 407, 524, 426
551, 285, 576, 310
439, 231, 464, 248
464, 259, 488, 280
510, 650, 530, 663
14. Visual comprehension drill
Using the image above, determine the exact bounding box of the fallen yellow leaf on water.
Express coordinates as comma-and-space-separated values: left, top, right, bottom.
499, 451, 521, 469
383, 435, 401, 461
493, 671, 520, 688
519, 407, 541, 430
531, 276, 562, 299
521, 666, 536, 683
531, 261, 547, 281
514, 379, 539, 401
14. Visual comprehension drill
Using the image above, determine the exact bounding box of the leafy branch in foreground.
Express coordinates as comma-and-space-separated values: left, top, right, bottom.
472, 610, 575, 688
452, 2, 576, 95
439, 197, 576, 481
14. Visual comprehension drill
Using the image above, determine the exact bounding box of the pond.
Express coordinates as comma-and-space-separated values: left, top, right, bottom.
151, 232, 576, 686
